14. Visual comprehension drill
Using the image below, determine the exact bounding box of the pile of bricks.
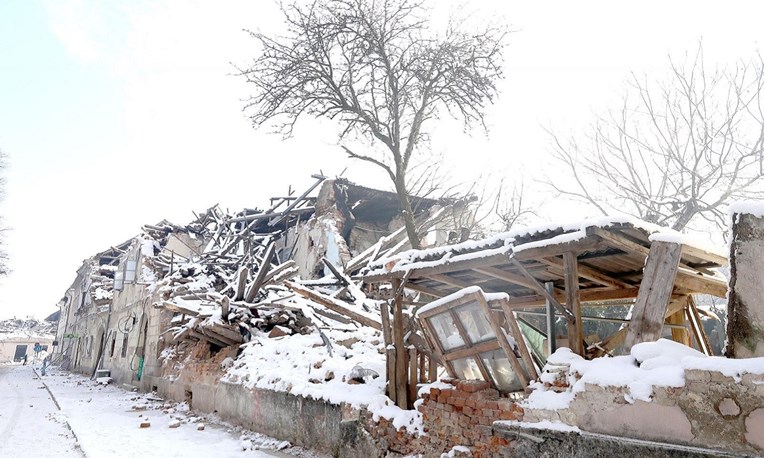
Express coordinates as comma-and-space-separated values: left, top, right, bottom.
417, 379, 524, 456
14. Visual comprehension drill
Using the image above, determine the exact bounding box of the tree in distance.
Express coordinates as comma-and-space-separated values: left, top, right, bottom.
546, 45, 763, 232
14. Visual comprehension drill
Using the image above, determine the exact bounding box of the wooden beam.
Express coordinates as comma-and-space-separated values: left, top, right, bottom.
673, 267, 728, 297
391, 278, 408, 409
496, 298, 539, 380
474, 266, 547, 291
245, 242, 275, 302
680, 244, 728, 267
504, 287, 642, 308
563, 252, 584, 356
443, 340, 501, 361
284, 281, 381, 330
510, 258, 575, 322
539, 257, 631, 289
589, 227, 650, 257
624, 241, 683, 349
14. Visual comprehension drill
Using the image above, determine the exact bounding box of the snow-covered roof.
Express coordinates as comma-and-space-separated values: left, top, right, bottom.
364, 215, 729, 302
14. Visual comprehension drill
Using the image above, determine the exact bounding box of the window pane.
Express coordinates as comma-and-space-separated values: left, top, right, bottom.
451, 357, 484, 381
125, 260, 137, 283
114, 271, 124, 291
480, 349, 523, 392
456, 301, 495, 344
429, 313, 465, 351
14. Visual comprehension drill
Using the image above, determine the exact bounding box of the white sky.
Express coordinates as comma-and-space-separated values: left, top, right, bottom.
0, 0, 762, 320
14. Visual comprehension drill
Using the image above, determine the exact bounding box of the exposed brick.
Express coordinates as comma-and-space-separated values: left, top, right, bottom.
430, 387, 441, 397
476, 425, 493, 437
453, 397, 466, 407
465, 399, 477, 408
463, 406, 474, 415
461, 380, 492, 393
444, 404, 455, 412
438, 394, 449, 403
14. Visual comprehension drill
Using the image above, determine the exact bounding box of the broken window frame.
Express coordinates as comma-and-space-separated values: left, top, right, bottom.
417, 289, 538, 393
114, 250, 140, 291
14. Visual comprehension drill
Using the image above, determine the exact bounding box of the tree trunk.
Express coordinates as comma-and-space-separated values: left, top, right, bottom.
393, 173, 421, 249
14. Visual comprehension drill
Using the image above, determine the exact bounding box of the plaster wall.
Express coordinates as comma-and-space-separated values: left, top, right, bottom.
727, 212, 764, 358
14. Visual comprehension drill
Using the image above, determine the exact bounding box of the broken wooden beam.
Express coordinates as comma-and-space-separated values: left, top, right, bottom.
284, 281, 381, 330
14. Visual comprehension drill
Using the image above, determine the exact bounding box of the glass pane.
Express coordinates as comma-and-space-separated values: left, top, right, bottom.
451, 357, 485, 381
429, 313, 465, 351
480, 349, 523, 392
114, 271, 124, 291
456, 301, 495, 344
125, 260, 137, 282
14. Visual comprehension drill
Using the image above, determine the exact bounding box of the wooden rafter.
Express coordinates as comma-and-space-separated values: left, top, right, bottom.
538, 257, 631, 289
510, 258, 575, 322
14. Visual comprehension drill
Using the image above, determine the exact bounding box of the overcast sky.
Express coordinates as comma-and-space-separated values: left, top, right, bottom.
0, 0, 761, 320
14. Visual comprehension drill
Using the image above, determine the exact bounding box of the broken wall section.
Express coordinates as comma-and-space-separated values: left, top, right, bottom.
726, 204, 764, 358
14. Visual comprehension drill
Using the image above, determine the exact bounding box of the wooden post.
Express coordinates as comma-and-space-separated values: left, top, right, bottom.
391, 278, 408, 409
563, 252, 584, 356
409, 348, 418, 405
624, 241, 682, 349
379, 300, 396, 402
544, 282, 557, 357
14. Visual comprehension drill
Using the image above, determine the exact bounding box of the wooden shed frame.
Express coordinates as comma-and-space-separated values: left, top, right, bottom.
364, 217, 729, 408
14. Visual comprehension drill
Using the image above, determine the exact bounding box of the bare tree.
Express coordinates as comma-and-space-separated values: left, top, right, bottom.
546, 45, 763, 231
239, 0, 508, 248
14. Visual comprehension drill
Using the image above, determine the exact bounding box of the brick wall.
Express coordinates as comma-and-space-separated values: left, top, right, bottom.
365, 379, 525, 457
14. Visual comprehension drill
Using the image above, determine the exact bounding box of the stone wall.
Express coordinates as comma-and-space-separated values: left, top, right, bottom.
727, 211, 764, 358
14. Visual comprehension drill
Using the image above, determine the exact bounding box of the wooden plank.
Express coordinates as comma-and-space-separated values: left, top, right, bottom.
245, 242, 275, 302
444, 340, 501, 361
408, 348, 418, 406
474, 266, 547, 291
391, 278, 408, 409
234, 267, 249, 301
680, 244, 728, 267
673, 267, 728, 297
428, 273, 473, 289
497, 299, 539, 380
284, 281, 381, 330
268, 175, 326, 227
503, 287, 641, 308
589, 227, 650, 257
510, 258, 575, 322
624, 241, 683, 349
538, 257, 631, 289
563, 252, 584, 356
687, 296, 713, 356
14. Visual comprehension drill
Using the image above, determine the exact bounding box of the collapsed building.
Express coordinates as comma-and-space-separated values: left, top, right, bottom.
51, 178, 764, 457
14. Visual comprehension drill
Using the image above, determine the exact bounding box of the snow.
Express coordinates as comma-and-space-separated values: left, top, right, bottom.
367, 214, 726, 277
417, 380, 455, 397
497, 419, 581, 433
18, 365, 319, 458
222, 323, 387, 409
523, 340, 764, 410
415, 286, 509, 317
729, 200, 764, 218
367, 395, 424, 435
441, 445, 471, 457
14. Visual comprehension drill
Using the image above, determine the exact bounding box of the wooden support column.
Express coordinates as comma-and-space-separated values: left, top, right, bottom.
544, 282, 557, 356
563, 252, 584, 356
624, 241, 683, 349
379, 300, 396, 403
391, 278, 408, 409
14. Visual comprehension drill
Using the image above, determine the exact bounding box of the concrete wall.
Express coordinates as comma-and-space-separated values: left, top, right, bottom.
146, 345, 378, 458
727, 212, 764, 358
523, 368, 764, 456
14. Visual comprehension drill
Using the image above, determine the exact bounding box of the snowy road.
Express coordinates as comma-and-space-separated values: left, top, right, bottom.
0, 364, 82, 457
0, 365, 323, 458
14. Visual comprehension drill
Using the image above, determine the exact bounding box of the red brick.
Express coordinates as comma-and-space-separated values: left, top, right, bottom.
465, 399, 477, 408
478, 416, 492, 426
453, 397, 466, 407
461, 380, 491, 393
444, 404, 454, 412
438, 394, 449, 403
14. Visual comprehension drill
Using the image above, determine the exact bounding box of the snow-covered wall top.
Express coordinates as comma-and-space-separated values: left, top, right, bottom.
365, 215, 726, 278
728, 200, 764, 218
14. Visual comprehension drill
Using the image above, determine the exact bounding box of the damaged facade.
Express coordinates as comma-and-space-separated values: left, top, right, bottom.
51, 180, 764, 457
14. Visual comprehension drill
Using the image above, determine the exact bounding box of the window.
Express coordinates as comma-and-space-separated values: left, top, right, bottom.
417, 288, 537, 393
114, 251, 139, 291
121, 334, 129, 358
110, 334, 116, 357
79, 280, 88, 308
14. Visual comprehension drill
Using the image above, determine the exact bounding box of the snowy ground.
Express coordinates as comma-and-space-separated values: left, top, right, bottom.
0, 364, 328, 458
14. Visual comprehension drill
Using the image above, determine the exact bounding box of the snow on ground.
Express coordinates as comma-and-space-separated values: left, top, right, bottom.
1, 364, 327, 458
0, 364, 81, 458
523, 339, 765, 410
